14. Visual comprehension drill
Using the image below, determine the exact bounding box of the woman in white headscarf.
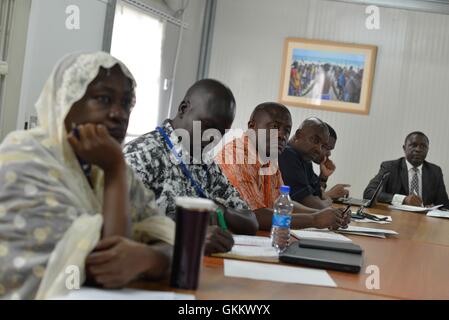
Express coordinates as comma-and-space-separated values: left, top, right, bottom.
0, 52, 174, 300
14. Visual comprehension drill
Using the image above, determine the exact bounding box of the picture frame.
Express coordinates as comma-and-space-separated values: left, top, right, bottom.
279, 37, 377, 115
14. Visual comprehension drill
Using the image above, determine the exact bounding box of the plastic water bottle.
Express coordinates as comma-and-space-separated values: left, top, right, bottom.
270, 185, 294, 252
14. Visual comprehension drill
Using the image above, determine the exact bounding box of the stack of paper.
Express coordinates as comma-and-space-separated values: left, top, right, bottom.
291, 229, 352, 242
230, 245, 278, 257
233, 235, 272, 247
389, 204, 443, 212
298, 226, 398, 239
336, 225, 398, 238
427, 209, 449, 219
212, 235, 279, 260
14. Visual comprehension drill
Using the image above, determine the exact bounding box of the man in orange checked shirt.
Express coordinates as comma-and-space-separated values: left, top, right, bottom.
215, 102, 350, 231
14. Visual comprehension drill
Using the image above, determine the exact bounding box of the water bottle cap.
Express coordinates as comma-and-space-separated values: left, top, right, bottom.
280, 185, 290, 194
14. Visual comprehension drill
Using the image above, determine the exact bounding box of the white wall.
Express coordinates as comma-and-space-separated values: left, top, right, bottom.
160, 0, 206, 122
16, 0, 108, 130
208, 0, 449, 198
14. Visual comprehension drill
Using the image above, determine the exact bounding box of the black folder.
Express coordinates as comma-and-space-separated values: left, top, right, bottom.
279, 239, 363, 273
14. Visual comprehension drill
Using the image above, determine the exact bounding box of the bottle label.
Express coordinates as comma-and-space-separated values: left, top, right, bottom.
272, 214, 291, 228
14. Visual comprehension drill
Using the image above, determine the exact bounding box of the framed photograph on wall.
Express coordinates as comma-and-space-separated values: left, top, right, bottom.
279, 38, 377, 115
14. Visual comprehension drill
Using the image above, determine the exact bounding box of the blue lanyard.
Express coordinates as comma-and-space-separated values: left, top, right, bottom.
156, 126, 207, 198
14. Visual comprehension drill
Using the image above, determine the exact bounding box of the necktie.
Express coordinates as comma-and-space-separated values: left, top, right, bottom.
410, 167, 419, 196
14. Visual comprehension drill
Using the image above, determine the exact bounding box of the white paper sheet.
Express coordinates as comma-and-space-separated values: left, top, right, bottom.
233, 235, 272, 247
54, 288, 195, 300
230, 245, 279, 257
338, 231, 386, 239
389, 204, 443, 212
291, 229, 352, 242
301, 226, 397, 238
224, 259, 336, 287
427, 209, 449, 219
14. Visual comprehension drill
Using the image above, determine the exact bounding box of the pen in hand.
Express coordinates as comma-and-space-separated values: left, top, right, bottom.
340, 204, 352, 228
212, 198, 228, 231
216, 207, 228, 231
412, 190, 424, 207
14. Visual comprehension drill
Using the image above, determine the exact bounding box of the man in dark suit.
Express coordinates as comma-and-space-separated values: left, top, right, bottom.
363, 132, 449, 209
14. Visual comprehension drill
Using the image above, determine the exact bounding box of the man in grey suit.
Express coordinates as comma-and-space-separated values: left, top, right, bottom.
363, 131, 449, 209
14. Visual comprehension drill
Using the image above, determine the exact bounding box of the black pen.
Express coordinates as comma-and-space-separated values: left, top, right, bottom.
341, 204, 351, 220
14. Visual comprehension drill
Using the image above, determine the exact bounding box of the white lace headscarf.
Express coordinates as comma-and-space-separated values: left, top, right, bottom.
0, 52, 174, 300
36, 51, 136, 156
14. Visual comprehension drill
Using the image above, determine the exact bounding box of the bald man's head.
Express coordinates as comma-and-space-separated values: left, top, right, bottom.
172, 79, 236, 153
180, 79, 236, 128
290, 117, 329, 162
297, 117, 328, 133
